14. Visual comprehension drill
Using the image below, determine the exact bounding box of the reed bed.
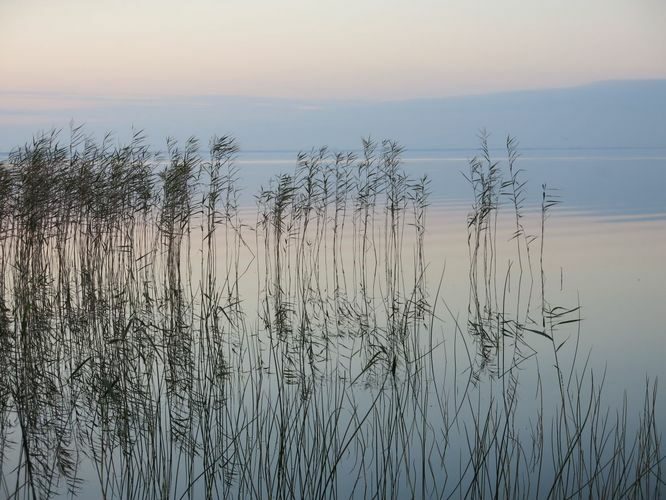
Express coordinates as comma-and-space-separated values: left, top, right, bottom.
0, 130, 662, 499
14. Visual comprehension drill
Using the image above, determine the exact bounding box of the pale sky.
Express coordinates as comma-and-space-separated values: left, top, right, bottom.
1, 0, 665, 100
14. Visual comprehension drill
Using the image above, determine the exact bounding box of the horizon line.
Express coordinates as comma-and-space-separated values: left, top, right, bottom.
2, 78, 665, 104
3, 144, 666, 158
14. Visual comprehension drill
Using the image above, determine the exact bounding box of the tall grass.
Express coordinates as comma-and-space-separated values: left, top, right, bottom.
0, 130, 662, 499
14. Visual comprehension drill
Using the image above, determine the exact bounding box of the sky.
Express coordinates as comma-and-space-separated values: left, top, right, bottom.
1, 0, 665, 100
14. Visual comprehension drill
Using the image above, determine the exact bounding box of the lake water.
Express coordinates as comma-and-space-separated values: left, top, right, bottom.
235, 147, 666, 387
0, 144, 664, 498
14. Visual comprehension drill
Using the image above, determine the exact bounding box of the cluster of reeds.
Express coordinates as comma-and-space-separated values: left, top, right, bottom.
0, 129, 662, 499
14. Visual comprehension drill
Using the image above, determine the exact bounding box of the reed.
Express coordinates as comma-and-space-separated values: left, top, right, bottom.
0, 129, 661, 499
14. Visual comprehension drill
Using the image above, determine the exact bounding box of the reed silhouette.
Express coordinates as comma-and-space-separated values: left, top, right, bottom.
0, 129, 661, 499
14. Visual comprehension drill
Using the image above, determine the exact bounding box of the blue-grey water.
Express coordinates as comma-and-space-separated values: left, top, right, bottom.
0, 145, 664, 498
2, 144, 664, 399
236, 145, 666, 378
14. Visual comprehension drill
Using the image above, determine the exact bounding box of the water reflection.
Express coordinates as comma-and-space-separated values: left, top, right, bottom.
0, 135, 663, 498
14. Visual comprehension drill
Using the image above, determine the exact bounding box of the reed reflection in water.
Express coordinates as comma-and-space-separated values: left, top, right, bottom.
0, 130, 662, 499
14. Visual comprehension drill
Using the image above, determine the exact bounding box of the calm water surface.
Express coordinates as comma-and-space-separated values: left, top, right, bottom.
234, 146, 666, 424
237, 146, 666, 380
0, 145, 664, 498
